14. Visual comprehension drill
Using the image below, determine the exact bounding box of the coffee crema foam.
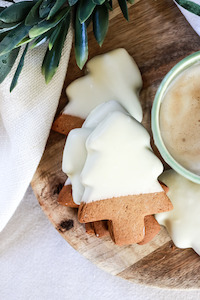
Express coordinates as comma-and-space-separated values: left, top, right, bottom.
160, 64, 200, 175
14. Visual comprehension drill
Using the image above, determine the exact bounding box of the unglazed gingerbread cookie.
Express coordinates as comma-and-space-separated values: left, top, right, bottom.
57, 183, 109, 238
52, 114, 84, 136
138, 180, 170, 245
57, 184, 79, 208
52, 48, 143, 135
138, 215, 160, 245
78, 191, 172, 246
57, 183, 162, 243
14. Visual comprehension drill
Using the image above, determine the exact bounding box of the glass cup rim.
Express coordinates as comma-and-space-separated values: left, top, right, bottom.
151, 51, 200, 184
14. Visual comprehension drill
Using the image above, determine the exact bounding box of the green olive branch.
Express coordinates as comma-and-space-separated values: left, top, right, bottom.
0, 0, 131, 91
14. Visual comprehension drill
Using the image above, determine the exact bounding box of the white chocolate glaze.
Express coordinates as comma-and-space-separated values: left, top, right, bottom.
81, 111, 164, 203
156, 170, 200, 255
62, 101, 164, 204
62, 128, 91, 204
62, 101, 128, 204
83, 100, 128, 129
63, 49, 143, 122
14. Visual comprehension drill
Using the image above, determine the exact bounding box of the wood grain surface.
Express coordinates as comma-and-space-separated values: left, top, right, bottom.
31, 0, 200, 289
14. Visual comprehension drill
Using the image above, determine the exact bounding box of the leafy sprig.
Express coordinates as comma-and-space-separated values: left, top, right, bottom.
175, 0, 200, 15
0, 0, 131, 91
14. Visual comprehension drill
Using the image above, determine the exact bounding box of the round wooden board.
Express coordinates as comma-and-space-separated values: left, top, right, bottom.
31, 0, 200, 289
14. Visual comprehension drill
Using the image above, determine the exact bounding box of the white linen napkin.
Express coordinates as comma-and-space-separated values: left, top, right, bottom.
0, 0, 200, 233
0, 0, 73, 232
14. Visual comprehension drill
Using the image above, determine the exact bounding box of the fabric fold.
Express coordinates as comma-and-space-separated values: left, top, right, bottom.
0, 24, 73, 232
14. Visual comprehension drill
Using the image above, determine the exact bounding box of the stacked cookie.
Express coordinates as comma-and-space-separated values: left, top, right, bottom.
53, 49, 173, 245
52, 48, 143, 135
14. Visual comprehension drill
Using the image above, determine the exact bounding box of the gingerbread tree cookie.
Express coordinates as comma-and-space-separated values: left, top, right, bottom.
78, 111, 173, 245
52, 49, 143, 135
59, 101, 170, 244
57, 183, 162, 243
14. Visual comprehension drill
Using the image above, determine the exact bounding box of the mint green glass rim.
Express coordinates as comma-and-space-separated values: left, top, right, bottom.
151, 51, 200, 184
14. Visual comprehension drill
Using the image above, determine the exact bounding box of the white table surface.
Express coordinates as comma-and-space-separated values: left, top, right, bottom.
1, 186, 200, 300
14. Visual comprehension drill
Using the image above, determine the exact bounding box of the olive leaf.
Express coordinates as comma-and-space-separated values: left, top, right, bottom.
0, 0, 133, 90
175, 0, 200, 15
30, 31, 51, 49
16, 36, 33, 47
25, 0, 43, 26
92, 0, 105, 4
0, 23, 31, 56
39, 0, 56, 19
48, 22, 62, 50
0, 47, 20, 83
42, 15, 70, 83
118, 0, 129, 21
0, 1, 35, 23
29, 6, 70, 38
0, 32, 8, 42
75, 9, 88, 69
47, 0, 66, 20
0, 22, 20, 34
0, 21, 19, 29
68, 0, 79, 6
78, 0, 96, 23
93, 5, 108, 46
10, 44, 29, 92
105, 1, 113, 10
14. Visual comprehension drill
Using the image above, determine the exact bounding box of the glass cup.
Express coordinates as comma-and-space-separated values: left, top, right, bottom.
151, 51, 200, 184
